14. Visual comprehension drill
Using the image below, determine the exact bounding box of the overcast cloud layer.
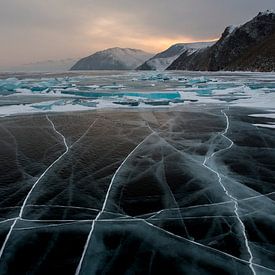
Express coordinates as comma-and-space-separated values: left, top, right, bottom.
0, 0, 274, 67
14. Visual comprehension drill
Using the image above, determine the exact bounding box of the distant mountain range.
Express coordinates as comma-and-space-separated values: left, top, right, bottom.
6, 10, 273, 73
70, 11, 275, 72
2, 58, 78, 72
137, 42, 215, 70
168, 10, 275, 71
70, 48, 153, 70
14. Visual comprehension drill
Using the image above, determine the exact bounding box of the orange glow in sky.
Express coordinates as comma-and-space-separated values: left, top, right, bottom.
0, 0, 271, 67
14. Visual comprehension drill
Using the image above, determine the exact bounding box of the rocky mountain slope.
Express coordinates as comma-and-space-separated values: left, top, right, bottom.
71, 48, 153, 70
137, 42, 214, 70
168, 10, 275, 72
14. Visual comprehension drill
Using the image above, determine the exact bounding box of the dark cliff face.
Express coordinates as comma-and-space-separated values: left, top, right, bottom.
168, 11, 275, 72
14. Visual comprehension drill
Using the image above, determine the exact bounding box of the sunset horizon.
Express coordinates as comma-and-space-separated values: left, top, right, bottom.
0, 0, 274, 68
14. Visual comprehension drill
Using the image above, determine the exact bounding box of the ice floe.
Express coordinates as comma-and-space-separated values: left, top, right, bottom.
0, 71, 275, 116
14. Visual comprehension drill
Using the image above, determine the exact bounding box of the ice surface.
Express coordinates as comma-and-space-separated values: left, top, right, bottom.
0, 71, 275, 116
0, 71, 275, 274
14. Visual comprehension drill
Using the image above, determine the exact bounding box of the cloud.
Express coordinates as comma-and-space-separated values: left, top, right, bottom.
0, 0, 274, 66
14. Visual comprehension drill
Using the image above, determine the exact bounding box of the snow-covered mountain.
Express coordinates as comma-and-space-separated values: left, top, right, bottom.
71, 48, 153, 70
168, 10, 275, 72
137, 42, 215, 70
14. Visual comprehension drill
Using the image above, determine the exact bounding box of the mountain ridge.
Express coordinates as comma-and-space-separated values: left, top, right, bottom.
167, 10, 275, 72
71, 47, 153, 70
137, 42, 214, 70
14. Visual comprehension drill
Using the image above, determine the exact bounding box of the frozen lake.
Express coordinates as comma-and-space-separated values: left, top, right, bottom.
0, 71, 275, 274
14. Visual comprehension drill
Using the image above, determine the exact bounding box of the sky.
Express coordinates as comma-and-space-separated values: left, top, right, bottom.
0, 0, 274, 67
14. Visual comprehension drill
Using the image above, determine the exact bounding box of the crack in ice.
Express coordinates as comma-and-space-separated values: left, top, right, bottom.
0, 218, 17, 225
74, 120, 264, 274
70, 119, 98, 149
141, 188, 275, 220
141, 219, 275, 273
0, 112, 270, 273
0, 115, 69, 260
75, 132, 154, 275
203, 109, 256, 275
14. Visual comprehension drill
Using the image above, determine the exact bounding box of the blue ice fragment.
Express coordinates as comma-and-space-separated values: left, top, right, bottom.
113, 101, 139, 107
32, 103, 53, 110
31, 100, 66, 110
73, 99, 97, 107
139, 74, 171, 81
60, 90, 180, 100
31, 87, 50, 92
0, 78, 21, 92
247, 83, 275, 90
194, 89, 213, 96
188, 77, 209, 85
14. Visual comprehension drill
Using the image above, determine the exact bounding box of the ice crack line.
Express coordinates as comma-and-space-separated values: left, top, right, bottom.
0, 115, 69, 260
70, 119, 98, 149
203, 109, 256, 275
75, 132, 154, 275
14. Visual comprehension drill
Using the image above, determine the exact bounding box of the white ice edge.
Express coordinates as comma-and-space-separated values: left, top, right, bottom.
249, 113, 275, 119
253, 124, 275, 129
